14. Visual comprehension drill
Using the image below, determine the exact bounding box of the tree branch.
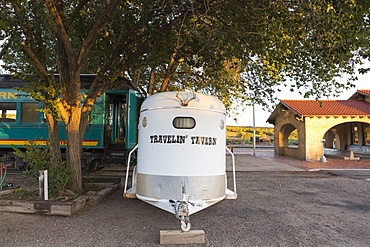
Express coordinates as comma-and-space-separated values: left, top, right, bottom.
148, 67, 156, 95
65, 0, 91, 26
43, 0, 76, 65
11, 2, 38, 54
77, 0, 121, 70
160, 53, 181, 92
20, 41, 70, 124
21, 42, 49, 78
0, 41, 10, 60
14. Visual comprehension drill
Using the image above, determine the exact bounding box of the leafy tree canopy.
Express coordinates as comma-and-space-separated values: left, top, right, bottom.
1, 0, 369, 109
1, 0, 369, 191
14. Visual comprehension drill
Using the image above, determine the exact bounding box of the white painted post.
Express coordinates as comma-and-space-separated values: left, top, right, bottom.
39, 170, 48, 200
320, 139, 327, 163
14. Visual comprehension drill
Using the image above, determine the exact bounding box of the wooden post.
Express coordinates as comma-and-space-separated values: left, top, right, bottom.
39, 170, 48, 200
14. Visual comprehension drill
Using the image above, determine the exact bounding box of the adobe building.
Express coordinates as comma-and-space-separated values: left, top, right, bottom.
267, 90, 370, 161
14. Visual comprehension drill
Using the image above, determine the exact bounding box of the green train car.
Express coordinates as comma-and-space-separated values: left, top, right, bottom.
0, 74, 143, 169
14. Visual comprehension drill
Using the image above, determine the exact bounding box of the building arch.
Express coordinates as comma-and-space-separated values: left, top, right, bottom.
322, 120, 370, 156
324, 129, 340, 149
280, 123, 297, 147
276, 123, 305, 159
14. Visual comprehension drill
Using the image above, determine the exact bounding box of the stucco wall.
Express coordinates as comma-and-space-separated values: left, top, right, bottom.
305, 117, 370, 161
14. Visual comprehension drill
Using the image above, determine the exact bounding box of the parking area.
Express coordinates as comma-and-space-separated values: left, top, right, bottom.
1, 152, 370, 246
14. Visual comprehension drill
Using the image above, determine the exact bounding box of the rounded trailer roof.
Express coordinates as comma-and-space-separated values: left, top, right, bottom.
141, 91, 226, 114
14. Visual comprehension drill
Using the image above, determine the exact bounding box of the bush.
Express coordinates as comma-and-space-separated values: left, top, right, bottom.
12, 143, 73, 199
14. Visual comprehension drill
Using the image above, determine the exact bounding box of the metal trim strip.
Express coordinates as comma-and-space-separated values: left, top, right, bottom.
140, 106, 226, 115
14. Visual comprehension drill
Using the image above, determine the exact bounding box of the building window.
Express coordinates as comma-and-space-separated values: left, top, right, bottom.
364, 124, 370, 145
352, 124, 359, 144
0, 103, 16, 122
21, 103, 39, 123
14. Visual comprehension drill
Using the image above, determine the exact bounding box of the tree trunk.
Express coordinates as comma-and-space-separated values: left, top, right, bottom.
66, 105, 83, 192
45, 113, 62, 165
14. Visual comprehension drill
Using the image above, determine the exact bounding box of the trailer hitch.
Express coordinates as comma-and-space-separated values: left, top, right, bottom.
170, 193, 194, 232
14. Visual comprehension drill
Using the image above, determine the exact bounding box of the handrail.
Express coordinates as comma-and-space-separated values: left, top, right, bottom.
225, 146, 237, 194
124, 144, 138, 193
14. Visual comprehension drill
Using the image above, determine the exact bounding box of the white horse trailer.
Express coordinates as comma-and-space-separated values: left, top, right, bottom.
124, 91, 237, 231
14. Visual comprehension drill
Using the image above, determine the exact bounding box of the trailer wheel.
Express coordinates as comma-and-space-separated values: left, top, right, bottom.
181, 221, 191, 232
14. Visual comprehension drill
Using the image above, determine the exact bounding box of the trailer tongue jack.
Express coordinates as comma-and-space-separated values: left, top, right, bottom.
170, 192, 194, 232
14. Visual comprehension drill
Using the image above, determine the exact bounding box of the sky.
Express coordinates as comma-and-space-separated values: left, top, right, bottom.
226, 72, 370, 127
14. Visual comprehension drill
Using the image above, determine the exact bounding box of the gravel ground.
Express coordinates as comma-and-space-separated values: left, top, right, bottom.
1, 155, 370, 247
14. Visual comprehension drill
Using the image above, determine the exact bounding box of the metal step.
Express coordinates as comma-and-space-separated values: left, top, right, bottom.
102, 157, 127, 165
82, 175, 121, 184
106, 143, 127, 150
83, 168, 132, 184
2, 167, 23, 176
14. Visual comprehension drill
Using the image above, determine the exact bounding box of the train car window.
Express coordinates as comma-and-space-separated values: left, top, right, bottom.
107, 103, 113, 126
43, 113, 47, 123
0, 103, 16, 122
173, 117, 196, 129
21, 102, 39, 123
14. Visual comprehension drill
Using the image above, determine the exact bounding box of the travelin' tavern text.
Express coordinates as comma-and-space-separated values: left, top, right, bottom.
150, 135, 217, 145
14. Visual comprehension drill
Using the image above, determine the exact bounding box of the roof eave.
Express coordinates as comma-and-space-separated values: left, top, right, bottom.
280, 101, 303, 117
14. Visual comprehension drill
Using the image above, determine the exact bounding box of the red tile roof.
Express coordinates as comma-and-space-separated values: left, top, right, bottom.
357, 89, 370, 96
281, 100, 370, 117
348, 89, 370, 99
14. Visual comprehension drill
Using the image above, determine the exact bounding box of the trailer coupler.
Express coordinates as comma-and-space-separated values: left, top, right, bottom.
170, 193, 194, 232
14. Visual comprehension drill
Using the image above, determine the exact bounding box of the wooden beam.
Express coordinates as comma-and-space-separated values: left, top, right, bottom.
160, 230, 205, 245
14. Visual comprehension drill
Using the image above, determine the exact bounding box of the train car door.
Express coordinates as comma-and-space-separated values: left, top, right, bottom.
104, 89, 140, 149
106, 95, 127, 145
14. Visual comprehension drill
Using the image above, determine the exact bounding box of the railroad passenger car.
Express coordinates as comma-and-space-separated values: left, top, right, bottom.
0, 74, 143, 169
